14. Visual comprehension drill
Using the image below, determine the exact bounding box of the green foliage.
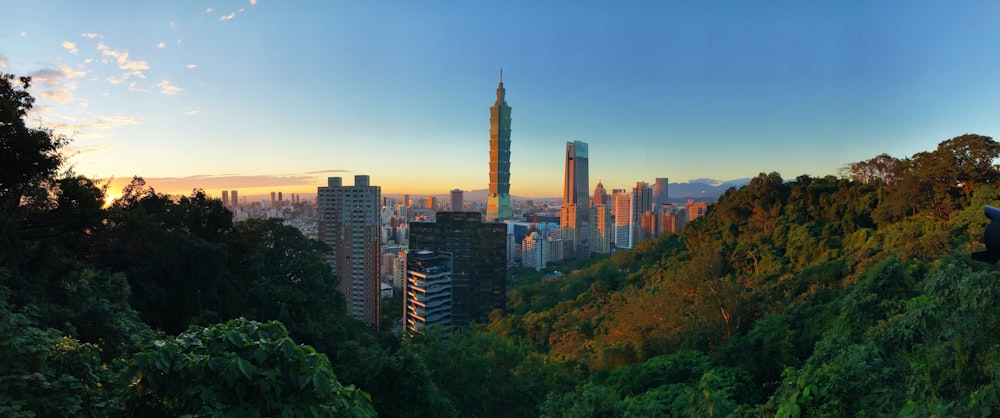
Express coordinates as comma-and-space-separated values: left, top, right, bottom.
131, 318, 374, 417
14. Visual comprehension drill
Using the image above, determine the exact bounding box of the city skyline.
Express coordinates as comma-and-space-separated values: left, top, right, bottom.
5, 2, 1000, 199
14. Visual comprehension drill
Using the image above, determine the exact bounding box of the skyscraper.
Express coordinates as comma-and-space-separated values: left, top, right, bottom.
653, 177, 669, 209
592, 180, 607, 206
563, 141, 589, 207
612, 189, 631, 249
487, 70, 513, 222
317, 175, 381, 328
450, 189, 464, 211
221, 190, 229, 208
630, 181, 653, 248
403, 250, 453, 332
231, 190, 239, 208
561, 140, 590, 259
409, 212, 507, 325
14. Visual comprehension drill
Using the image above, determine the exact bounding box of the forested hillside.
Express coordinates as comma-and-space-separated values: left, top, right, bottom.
4, 70, 1000, 417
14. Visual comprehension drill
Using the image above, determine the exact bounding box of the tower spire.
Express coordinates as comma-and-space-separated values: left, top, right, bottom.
500, 68, 503, 84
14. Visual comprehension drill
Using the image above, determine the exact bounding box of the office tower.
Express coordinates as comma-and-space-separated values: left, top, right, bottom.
450, 189, 464, 212
403, 194, 410, 208
278, 191, 283, 203
403, 250, 453, 332
409, 212, 507, 326
317, 175, 381, 328
231, 190, 239, 208
563, 141, 589, 207
653, 177, 669, 209
270, 191, 277, 208
630, 182, 653, 248
486, 71, 513, 221
592, 181, 607, 206
612, 189, 631, 249
221, 190, 230, 208
591, 203, 613, 254
560, 141, 590, 259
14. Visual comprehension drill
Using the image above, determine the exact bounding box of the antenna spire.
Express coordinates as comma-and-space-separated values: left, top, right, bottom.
500, 68, 503, 83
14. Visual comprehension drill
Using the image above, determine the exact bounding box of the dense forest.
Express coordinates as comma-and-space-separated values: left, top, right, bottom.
5, 71, 1000, 417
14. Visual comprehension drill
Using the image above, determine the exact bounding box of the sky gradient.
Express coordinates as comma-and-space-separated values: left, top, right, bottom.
4, 1, 1000, 199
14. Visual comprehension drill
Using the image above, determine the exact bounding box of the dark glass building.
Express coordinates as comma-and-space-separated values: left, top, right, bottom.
409, 212, 507, 325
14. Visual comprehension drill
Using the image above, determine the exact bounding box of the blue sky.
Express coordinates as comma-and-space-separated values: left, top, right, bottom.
4, 1, 1000, 198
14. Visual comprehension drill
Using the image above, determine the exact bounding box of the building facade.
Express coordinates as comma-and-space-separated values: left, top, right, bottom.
561, 140, 591, 259
317, 175, 381, 328
403, 250, 453, 332
450, 189, 464, 212
486, 71, 513, 221
409, 212, 507, 325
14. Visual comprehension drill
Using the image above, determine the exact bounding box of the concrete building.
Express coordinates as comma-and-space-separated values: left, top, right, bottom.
591, 203, 613, 254
409, 212, 507, 326
317, 175, 381, 328
403, 250, 453, 332
612, 189, 631, 249
687, 199, 708, 221
592, 180, 608, 206
450, 189, 464, 212
630, 181, 653, 248
653, 177, 669, 208
522, 231, 548, 270
486, 71, 513, 221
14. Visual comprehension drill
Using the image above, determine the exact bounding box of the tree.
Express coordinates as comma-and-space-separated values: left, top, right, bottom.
130, 318, 374, 417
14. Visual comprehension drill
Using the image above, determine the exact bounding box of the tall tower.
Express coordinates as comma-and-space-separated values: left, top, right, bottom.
317, 175, 382, 328
563, 141, 590, 208
653, 177, 669, 210
487, 70, 513, 221
561, 140, 590, 259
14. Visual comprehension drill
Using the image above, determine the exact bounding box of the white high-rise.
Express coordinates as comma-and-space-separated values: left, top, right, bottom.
317, 175, 381, 328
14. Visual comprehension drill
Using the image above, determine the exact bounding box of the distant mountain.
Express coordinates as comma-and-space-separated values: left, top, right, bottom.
667, 178, 751, 201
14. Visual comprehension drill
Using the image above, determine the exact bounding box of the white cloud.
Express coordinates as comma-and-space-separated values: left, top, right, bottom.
158, 79, 183, 95
60, 65, 86, 79
97, 43, 150, 75
127, 82, 149, 93
157, 42, 166, 48
184, 107, 201, 115
206, 7, 214, 13
220, 12, 236, 21
39, 88, 74, 104
186, 64, 198, 69
250, 0, 257, 5
81, 32, 98, 38
62, 41, 78, 54
20, 32, 27, 37
239, 8, 245, 12
83, 58, 93, 64
106, 75, 123, 85
0, 56, 7, 69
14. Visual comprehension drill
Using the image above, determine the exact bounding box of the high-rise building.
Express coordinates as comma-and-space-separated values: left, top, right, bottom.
563, 141, 589, 207
450, 189, 464, 212
486, 71, 513, 222
409, 212, 507, 326
630, 181, 653, 248
687, 199, 708, 221
403, 250, 453, 332
317, 175, 381, 328
426, 195, 437, 211
590, 204, 613, 254
592, 181, 608, 206
612, 189, 631, 249
561, 140, 590, 259
653, 178, 669, 209
231, 190, 239, 208
221, 190, 230, 208
521, 231, 548, 270
270, 191, 277, 208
